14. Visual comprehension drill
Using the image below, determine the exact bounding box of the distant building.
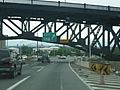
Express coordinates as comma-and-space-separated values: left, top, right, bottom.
9, 47, 19, 54
33, 46, 59, 54
0, 40, 6, 48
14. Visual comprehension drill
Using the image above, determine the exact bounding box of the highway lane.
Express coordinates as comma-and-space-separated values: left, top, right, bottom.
7, 63, 91, 90
0, 61, 46, 90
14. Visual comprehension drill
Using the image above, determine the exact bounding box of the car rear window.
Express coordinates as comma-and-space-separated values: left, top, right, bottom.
0, 50, 10, 60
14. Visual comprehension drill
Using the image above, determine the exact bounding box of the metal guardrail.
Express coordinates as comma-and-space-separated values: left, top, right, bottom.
0, 0, 120, 12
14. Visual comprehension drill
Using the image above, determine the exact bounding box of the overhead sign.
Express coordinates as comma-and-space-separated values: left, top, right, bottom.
42, 32, 57, 42
60, 39, 69, 44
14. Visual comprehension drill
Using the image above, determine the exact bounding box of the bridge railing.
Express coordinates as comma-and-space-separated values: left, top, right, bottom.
0, 0, 31, 4
86, 4, 109, 10
60, 2, 84, 8
33, 0, 59, 6
0, 0, 120, 12
110, 7, 120, 11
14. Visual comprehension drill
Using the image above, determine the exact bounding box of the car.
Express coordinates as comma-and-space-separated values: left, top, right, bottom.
0, 49, 22, 78
37, 56, 42, 62
41, 54, 50, 63
19, 58, 26, 64
22, 55, 27, 60
58, 56, 66, 59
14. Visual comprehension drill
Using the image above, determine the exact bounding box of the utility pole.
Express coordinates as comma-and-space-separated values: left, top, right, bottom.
37, 32, 39, 60
20, 39, 22, 59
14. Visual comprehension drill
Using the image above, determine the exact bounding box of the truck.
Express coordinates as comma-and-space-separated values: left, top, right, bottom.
38, 54, 50, 63
0, 49, 22, 78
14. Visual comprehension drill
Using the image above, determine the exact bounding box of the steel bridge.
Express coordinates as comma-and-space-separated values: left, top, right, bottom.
0, 0, 120, 60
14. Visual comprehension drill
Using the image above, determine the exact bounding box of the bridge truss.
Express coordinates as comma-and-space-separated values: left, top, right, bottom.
0, 16, 120, 60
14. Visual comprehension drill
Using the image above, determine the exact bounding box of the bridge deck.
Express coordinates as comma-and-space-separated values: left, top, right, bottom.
0, 0, 120, 25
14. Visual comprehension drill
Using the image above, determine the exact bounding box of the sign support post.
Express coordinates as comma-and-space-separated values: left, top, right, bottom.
100, 70, 105, 84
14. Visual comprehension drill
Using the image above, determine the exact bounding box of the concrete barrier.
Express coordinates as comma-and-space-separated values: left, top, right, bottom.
75, 58, 89, 68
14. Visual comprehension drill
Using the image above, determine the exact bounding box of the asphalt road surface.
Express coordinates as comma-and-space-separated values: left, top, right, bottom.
0, 62, 91, 90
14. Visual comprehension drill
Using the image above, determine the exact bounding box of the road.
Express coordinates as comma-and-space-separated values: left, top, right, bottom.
0, 61, 91, 90
81, 68, 120, 90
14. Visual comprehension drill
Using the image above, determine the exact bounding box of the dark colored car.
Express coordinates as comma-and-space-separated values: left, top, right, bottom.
41, 54, 50, 63
0, 49, 22, 78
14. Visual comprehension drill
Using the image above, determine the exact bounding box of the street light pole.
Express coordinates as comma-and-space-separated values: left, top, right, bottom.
37, 32, 39, 60
89, 42, 91, 58
20, 39, 22, 59
7, 39, 8, 48
6, 35, 8, 48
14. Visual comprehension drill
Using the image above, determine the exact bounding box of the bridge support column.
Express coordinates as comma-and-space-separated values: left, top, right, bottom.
88, 25, 91, 57
108, 26, 111, 53
103, 25, 112, 54
102, 26, 105, 48
79, 24, 81, 40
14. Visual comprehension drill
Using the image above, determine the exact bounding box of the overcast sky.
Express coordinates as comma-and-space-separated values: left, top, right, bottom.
46, 0, 120, 7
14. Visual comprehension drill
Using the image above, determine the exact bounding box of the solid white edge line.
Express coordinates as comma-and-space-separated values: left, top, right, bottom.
37, 67, 44, 72
6, 76, 31, 90
68, 63, 94, 90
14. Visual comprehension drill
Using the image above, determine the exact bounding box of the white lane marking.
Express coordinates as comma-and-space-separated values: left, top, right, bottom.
36, 67, 44, 72
88, 83, 120, 88
60, 82, 63, 90
6, 76, 31, 90
92, 86, 120, 90
86, 81, 120, 86
60, 75, 63, 90
68, 63, 93, 90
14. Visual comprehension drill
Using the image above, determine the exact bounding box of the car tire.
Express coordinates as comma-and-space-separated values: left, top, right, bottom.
17, 71, 21, 75
9, 71, 16, 79
18, 64, 22, 75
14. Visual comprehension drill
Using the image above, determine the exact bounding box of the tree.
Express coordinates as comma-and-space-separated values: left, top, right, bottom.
20, 46, 32, 56
49, 47, 82, 56
36, 50, 44, 56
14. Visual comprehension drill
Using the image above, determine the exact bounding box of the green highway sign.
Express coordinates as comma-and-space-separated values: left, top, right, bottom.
42, 32, 57, 42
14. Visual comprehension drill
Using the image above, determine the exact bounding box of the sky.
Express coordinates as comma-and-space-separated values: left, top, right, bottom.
1, 0, 120, 7
2, 0, 120, 46
46, 0, 120, 7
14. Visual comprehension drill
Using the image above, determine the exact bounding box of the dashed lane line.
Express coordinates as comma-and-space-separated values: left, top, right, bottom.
6, 76, 31, 90
60, 74, 63, 90
36, 67, 44, 72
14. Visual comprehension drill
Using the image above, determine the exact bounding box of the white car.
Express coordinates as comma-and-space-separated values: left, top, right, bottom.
22, 55, 27, 59
59, 56, 66, 59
